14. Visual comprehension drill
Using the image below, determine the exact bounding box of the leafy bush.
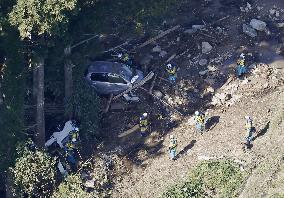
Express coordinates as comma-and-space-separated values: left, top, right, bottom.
52, 174, 96, 198
162, 160, 245, 198
10, 141, 57, 197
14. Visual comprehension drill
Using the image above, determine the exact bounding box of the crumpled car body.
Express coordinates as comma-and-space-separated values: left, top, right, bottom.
85, 61, 144, 95
45, 120, 76, 148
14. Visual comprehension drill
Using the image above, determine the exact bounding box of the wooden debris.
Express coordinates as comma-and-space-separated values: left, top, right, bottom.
149, 73, 158, 94
104, 41, 129, 53
118, 124, 139, 138
166, 54, 177, 63
70, 34, 100, 49
220, 76, 234, 90
136, 25, 181, 49
104, 94, 113, 113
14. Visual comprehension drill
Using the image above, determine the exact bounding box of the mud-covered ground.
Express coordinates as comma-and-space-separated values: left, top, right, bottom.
95, 0, 284, 197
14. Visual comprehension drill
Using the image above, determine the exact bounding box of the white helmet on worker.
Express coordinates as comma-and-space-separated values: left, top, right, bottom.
167, 63, 173, 69
240, 53, 245, 59
195, 111, 200, 116
72, 138, 77, 142
142, 112, 148, 118
170, 135, 174, 139
245, 116, 251, 120
75, 127, 79, 131
118, 53, 122, 58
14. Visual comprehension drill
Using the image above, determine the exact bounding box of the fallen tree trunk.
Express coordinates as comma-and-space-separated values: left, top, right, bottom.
136, 25, 181, 49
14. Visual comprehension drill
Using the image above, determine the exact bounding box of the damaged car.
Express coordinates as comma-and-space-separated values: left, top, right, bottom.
85, 61, 144, 95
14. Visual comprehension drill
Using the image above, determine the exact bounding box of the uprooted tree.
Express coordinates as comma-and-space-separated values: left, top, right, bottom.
8, 0, 78, 147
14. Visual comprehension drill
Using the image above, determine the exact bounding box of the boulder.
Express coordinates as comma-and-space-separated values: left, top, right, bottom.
184, 29, 197, 34
243, 24, 257, 37
199, 70, 209, 75
250, 19, 267, 31
199, 59, 208, 66
202, 42, 213, 54
153, 90, 163, 99
152, 45, 162, 53
159, 51, 167, 57
192, 25, 205, 30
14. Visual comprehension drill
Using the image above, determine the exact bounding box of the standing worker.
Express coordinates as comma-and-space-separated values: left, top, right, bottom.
139, 112, 149, 137
165, 63, 177, 84
236, 53, 247, 78
118, 52, 133, 67
169, 135, 177, 160
244, 116, 254, 148
194, 111, 206, 133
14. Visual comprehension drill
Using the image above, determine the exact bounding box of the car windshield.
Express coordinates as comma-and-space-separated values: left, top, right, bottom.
119, 64, 134, 82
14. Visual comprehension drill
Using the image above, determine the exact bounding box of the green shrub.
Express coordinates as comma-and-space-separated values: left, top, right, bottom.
162, 160, 245, 198
10, 141, 56, 197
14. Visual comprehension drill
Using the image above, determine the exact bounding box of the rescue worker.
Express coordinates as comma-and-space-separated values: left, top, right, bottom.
139, 112, 149, 137
165, 63, 177, 84
118, 52, 133, 67
63, 140, 77, 166
245, 116, 254, 148
169, 135, 177, 160
236, 53, 247, 78
70, 127, 79, 144
194, 111, 206, 133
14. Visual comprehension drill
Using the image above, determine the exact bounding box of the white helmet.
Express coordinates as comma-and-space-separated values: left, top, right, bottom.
142, 113, 148, 118
167, 63, 173, 69
72, 138, 77, 142
195, 111, 200, 116
75, 127, 79, 131
245, 116, 251, 120
118, 53, 122, 58
240, 53, 245, 59
170, 135, 174, 139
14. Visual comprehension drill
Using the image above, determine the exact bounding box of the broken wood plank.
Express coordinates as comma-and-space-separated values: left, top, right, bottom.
104, 94, 113, 113
71, 34, 100, 49
220, 76, 234, 90
104, 41, 129, 53
118, 124, 139, 138
166, 54, 177, 63
136, 25, 181, 49
149, 73, 158, 94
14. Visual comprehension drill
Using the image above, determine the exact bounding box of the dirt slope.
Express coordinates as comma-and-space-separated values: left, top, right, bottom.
112, 69, 284, 197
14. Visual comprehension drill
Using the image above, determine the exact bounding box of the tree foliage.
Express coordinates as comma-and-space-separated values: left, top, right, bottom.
10, 141, 57, 197
52, 174, 96, 198
8, 0, 77, 39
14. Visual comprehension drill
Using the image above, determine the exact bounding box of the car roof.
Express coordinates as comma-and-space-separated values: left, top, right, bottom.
87, 61, 122, 74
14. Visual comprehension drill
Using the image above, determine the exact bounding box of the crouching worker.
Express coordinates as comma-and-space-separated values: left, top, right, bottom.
194, 111, 206, 134
236, 53, 247, 78
169, 135, 177, 160
139, 112, 150, 137
165, 63, 177, 84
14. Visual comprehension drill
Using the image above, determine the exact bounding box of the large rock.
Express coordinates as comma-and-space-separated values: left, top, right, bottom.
199, 59, 208, 66
243, 24, 257, 37
152, 45, 162, 53
184, 29, 197, 34
250, 19, 267, 31
159, 51, 167, 57
202, 42, 213, 54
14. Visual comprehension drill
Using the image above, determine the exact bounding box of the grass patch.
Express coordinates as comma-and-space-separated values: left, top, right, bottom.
162, 160, 246, 198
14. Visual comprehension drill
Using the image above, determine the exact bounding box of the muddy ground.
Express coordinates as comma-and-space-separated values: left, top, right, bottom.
94, 0, 284, 197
